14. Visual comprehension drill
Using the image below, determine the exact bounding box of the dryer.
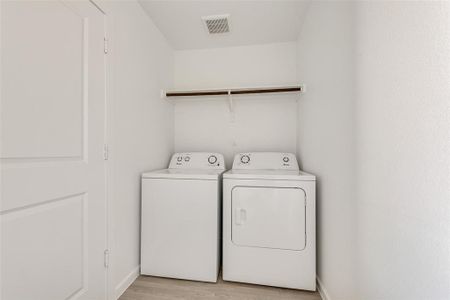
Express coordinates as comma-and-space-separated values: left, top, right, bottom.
222, 152, 316, 290
141, 152, 225, 282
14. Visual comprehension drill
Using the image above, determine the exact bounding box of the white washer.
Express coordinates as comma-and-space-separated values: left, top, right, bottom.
223, 152, 316, 290
141, 152, 225, 282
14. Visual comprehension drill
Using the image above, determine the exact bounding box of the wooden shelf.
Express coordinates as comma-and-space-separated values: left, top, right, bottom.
165, 85, 303, 98
164, 85, 303, 112
166, 90, 228, 97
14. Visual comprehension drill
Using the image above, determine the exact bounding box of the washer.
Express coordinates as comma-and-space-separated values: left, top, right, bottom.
222, 152, 316, 290
141, 152, 225, 282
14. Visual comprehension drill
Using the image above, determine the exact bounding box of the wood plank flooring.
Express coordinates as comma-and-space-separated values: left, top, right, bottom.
119, 275, 322, 300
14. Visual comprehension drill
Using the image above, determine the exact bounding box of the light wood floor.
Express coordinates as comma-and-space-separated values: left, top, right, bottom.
119, 275, 322, 300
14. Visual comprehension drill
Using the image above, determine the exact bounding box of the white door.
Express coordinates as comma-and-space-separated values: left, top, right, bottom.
1, 1, 107, 299
231, 186, 306, 250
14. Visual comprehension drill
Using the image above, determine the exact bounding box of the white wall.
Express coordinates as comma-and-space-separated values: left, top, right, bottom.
98, 1, 174, 298
355, 2, 450, 300
173, 42, 298, 166
296, 2, 357, 300
298, 2, 450, 300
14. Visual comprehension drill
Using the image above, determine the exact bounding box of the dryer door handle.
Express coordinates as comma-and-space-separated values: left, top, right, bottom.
235, 207, 247, 225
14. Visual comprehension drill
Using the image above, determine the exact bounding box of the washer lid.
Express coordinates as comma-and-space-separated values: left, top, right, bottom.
142, 168, 224, 180
223, 169, 315, 181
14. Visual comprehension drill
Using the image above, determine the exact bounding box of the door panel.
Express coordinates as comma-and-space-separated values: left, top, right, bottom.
231, 186, 306, 251
1, 1, 84, 159
2, 194, 85, 300
1, 1, 107, 300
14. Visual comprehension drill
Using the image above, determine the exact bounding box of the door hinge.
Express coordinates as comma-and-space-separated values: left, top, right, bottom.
103, 144, 109, 160
104, 37, 108, 54
104, 249, 110, 268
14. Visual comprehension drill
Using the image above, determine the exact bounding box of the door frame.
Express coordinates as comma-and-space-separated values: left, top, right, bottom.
88, 1, 113, 299
89, 1, 114, 299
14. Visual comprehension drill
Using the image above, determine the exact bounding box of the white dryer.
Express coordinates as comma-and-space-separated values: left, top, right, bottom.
222, 152, 316, 290
141, 152, 225, 282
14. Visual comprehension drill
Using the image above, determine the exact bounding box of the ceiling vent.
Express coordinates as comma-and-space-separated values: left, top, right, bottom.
202, 14, 230, 34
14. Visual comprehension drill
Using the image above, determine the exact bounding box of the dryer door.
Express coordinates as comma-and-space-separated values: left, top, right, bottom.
231, 186, 306, 251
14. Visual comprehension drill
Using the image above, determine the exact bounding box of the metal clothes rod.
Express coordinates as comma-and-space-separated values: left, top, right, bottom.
165, 86, 302, 97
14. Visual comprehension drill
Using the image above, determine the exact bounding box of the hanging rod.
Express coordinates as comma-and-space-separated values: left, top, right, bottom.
165, 85, 303, 97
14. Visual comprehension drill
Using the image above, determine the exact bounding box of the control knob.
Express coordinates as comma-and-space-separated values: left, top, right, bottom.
283, 156, 290, 163
240, 155, 250, 164
208, 155, 218, 164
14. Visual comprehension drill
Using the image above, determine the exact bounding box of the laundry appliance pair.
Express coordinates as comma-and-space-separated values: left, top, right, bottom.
141, 152, 316, 290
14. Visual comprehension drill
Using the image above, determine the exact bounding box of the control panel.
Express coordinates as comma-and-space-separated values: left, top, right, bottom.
232, 152, 299, 170
168, 152, 225, 169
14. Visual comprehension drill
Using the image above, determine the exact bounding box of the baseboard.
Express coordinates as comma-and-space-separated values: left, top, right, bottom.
115, 266, 140, 299
317, 276, 331, 300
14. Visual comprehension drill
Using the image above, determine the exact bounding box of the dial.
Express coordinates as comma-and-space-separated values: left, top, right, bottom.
240, 155, 250, 164
208, 155, 218, 164
184, 156, 190, 162
177, 156, 182, 162
283, 156, 290, 163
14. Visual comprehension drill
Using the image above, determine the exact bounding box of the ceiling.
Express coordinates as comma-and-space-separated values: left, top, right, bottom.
138, 0, 310, 50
